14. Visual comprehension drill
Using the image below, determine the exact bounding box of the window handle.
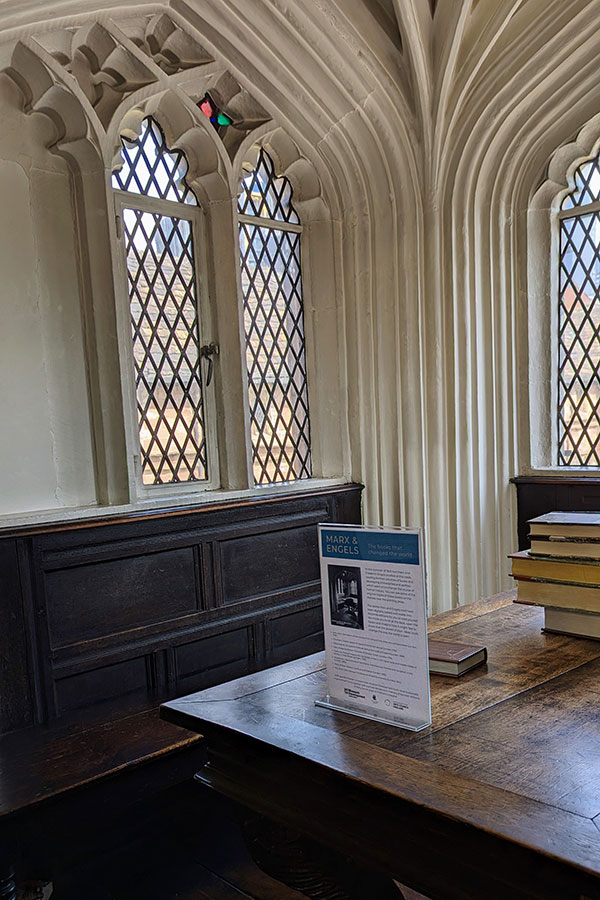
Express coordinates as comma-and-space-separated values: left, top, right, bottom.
199, 342, 219, 387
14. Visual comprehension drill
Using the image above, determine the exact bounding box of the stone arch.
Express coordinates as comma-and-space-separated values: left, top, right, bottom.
2, 40, 104, 170
235, 124, 340, 224
541, 114, 600, 211
109, 88, 232, 207
0, 0, 426, 598
423, 3, 600, 613
233, 126, 349, 484
526, 115, 600, 474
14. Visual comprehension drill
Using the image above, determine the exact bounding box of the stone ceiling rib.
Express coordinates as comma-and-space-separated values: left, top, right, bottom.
364, 0, 403, 53
427, 0, 600, 607
439, 0, 600, 187
392, 0, 432, 154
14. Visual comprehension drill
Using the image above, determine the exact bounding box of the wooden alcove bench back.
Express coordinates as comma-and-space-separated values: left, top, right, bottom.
0, 484, 362, 894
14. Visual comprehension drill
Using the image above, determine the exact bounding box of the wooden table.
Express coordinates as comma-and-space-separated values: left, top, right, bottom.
161, 592, 600, 900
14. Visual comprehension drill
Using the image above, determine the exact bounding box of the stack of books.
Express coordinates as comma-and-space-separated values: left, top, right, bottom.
509, 511, 600, 639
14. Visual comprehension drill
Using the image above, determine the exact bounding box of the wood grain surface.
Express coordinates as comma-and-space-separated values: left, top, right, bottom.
0, 484, 362, 734
162, 591, 600, 900
0, 708, 202, 817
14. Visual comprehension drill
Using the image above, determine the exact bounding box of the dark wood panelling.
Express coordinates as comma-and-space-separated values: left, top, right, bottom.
54, 657, 149, 713
45, 547, 198, 649
512, 477, 600, 549
0, 541, 32, 733
331, 488, 362, 527
0, 484, 362, 733
175, 626, 252, 693
217, 521, 323, 605
268, 603, 324, 665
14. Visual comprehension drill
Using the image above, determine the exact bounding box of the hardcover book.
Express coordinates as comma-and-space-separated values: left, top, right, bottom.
528, 510, 600, 539
528, 537, 600, 560
509, 550, 600, 585
428, 638, 487, 677
543, 607, 600, 640
512, 575, 600, 612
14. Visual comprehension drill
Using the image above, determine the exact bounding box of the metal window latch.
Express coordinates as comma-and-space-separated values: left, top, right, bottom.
199, 342, 219, 387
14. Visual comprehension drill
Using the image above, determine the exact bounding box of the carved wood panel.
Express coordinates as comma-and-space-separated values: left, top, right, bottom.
0, 484, 362, 733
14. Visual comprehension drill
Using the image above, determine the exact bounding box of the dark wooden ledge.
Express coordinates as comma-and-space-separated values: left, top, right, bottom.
0, 482, 362, 539
0, 704, 203, 822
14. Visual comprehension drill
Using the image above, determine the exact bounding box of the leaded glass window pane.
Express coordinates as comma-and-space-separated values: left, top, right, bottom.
113, 116, 209, 488
122, 208, 208, 484
113, 117, 198, 206
238, 149, 299, 224
561, 156, 600, 211
558, 208, 600, 465
238, 150, 311, 485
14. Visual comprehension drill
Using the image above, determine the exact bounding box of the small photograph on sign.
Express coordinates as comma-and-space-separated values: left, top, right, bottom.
328, 564, 364, 630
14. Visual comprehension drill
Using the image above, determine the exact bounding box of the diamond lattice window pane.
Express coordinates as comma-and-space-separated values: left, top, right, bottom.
558, 211, 600, 465
113, 118, 198, 206
238, 150, 299, 224
122, 208, 208, 484
562, 155, 600, 211
239, 217, 311, 485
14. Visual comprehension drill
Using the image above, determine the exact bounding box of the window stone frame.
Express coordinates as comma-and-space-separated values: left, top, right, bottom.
528, 114, 600, 472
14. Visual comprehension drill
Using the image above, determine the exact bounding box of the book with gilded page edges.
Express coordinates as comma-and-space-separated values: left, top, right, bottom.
428, 638, 487, 677
528, 511, 600, 539
509, 549, 600, 584
511, 575, 600, 612
527, 511, 600, 558
543, 607, 600, 640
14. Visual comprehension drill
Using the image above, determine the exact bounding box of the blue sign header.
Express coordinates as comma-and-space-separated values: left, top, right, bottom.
320, 527, 420, 565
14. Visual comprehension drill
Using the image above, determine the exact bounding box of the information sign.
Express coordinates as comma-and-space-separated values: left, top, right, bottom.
316, 524, 431, 731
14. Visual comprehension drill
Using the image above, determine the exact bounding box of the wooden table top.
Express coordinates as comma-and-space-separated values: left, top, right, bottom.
161, 592, 600, 900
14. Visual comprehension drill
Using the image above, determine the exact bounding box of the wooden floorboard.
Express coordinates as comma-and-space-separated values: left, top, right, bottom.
117, 832, 308, 900
49, 782, 432, 900
119, 853, 259, 900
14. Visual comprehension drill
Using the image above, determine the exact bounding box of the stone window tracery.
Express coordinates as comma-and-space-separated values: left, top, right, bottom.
557, 151, 600, 466
0, 12, 343, 508
238, 149, 312, 485
112, 117, 213, 488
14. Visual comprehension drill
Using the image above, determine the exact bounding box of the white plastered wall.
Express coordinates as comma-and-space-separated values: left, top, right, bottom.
0, 73, 96, 514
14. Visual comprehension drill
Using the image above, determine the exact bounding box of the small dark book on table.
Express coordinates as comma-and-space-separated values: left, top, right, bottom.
428, 639, 487, 676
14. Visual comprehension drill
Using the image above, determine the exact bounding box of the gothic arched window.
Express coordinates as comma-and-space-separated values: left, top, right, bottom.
112, 117, 216, 490
238, 149, 312, 484
558, 152, 600, 466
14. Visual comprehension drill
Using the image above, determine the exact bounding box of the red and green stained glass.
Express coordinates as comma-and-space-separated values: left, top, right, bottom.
198, 93, 233, 130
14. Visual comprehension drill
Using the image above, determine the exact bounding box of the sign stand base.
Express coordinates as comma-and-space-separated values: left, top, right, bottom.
315, 697, 430, 732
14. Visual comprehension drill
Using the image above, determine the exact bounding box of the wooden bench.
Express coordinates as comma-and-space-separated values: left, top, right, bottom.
0, 487, 362, 896
0, 702, 205, 899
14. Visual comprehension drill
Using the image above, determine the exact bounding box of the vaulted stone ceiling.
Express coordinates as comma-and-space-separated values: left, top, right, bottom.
0, 0, 592, 174
365, 0, 403, 51
347, 0, 597, 188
